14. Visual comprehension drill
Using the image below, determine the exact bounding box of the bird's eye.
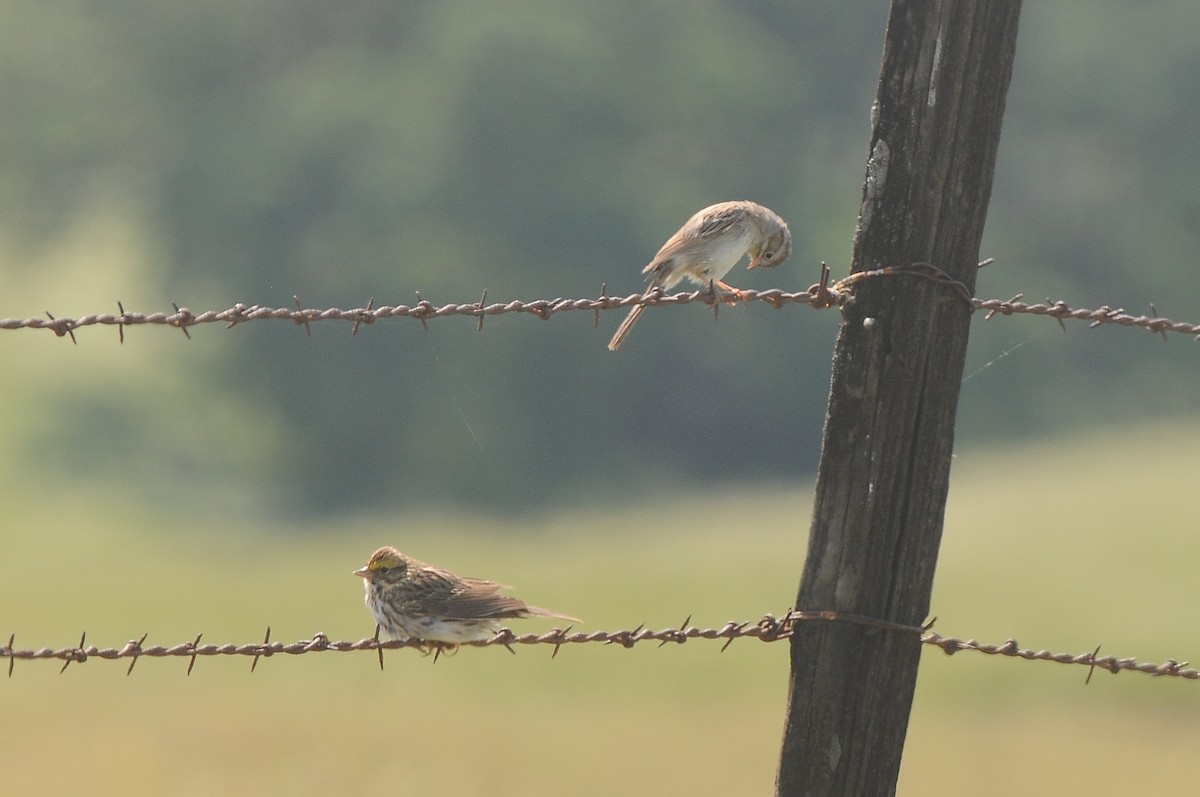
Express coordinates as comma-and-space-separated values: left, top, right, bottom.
378, 566, 391, 574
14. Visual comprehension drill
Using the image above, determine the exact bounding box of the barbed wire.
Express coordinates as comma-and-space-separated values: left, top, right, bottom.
3, 612, 1195, 682
2, 263, 1197, 342
922, 632, 1196, 683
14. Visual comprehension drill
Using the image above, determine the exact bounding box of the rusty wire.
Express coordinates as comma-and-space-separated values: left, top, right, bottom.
3, 264, 1198, 341
922, 632, 1197, 683
3, 612, 1195, 683
1, 614, 802, 676
0, 286, 825, 342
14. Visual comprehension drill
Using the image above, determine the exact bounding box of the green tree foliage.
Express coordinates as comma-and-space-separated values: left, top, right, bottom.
1, 2, 1198, 514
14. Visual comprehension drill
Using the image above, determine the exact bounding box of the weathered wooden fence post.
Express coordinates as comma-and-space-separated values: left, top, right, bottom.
777, 3, 1023, 795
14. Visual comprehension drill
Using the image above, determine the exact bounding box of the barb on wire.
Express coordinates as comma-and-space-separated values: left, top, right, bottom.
59, 631, 86, 673
2, 613, 1196, 684
125, 632, 148, 676
250, 626, 272, 673
170, 302, 192, 340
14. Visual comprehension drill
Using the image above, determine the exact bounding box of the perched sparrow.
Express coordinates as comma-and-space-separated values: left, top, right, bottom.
607, 200, 792, 351
354, 546, 579, 645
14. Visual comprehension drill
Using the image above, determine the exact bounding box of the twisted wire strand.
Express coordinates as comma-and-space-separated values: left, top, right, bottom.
3, 269, 1197, 341
3, 613, 1194, 682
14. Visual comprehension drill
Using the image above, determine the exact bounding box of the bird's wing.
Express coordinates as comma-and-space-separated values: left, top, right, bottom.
642, 202, 750, 276
438, 577, 533, 620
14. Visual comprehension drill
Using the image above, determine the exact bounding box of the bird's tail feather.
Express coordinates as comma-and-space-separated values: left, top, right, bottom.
526, 605, 581, 623
607, 304, 646, 351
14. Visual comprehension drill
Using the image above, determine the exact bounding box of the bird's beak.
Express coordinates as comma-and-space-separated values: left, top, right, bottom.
747, 252, 762, 270
353, 566, 369, 578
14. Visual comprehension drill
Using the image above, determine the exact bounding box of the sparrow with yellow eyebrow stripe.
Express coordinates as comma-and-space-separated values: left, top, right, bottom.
354, 546, 578, 649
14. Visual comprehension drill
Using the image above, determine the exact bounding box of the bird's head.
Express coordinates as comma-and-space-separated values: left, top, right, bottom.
748, 225, 792, 270
353, 546, 410, 584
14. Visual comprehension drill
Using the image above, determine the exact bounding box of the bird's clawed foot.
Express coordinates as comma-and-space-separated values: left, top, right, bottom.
710, 279, 751, 303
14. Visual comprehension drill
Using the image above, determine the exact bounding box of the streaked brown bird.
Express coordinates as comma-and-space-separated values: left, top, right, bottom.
354, 546, 579, 645
607, 200, 792, 351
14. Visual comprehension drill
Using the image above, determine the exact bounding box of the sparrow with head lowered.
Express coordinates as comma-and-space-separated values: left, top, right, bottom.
607, 200, 792, 351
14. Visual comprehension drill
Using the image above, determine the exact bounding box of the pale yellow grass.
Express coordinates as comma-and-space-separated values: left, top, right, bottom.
2, 419, 1199, 795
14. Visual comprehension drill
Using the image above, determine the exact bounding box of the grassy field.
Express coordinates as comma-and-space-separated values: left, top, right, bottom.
3, 420, 1199, 795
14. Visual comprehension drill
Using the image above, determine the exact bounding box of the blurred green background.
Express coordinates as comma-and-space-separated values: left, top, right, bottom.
2, 1, 1199, 794
2, 1, 1198, 513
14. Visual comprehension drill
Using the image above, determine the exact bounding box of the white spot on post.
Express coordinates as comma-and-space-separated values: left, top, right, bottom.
927, 34, 942, 107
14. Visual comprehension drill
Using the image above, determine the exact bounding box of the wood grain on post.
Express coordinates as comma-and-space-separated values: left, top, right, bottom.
776, 3, 1023, 795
